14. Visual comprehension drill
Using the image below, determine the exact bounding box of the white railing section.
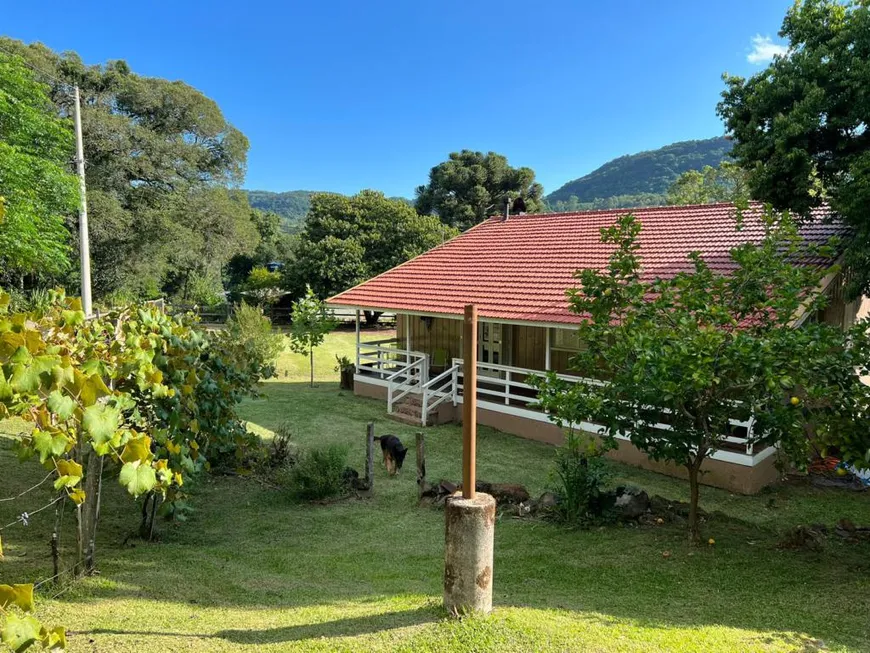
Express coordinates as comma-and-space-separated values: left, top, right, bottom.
386, 355, 428, 414
421, 363, 461, 425
451, 358, 759, 457
358, 338, 422, 380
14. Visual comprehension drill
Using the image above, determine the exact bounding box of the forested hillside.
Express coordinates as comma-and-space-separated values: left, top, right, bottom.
546, 137, 732, 210
246, 190, 316, 232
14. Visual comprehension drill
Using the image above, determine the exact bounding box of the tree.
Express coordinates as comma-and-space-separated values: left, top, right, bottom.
291, 191, 455, 322
717, 0, 870, 295
667, 162, 750, 206
0, 39, 255, 301
0, 53, 79, 286
244, 266, 284, 306
534, 208, 870, 542
289, 286, 337, 387
415, 150, 544, 230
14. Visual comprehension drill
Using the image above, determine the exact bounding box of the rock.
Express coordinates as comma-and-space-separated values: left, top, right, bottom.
439, 480, 458, 495
537, 492, 559, 510
779, 525, 825, 551
488, 483, 530, 505
613, 486, 649, 520
838, 518, 857, 532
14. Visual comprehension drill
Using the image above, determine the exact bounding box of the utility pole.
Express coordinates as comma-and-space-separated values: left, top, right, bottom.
73, 86, 93, 316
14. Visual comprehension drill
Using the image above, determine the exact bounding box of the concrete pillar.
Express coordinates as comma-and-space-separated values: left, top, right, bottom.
443, 492, 495, 615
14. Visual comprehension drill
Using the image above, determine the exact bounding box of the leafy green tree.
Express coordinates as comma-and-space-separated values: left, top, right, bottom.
718, 0, 870, 295
225, 209, 294, 292
291, 191, 455, 322
244, 266, 284, 305
415, 150, 544, 229
667, 162, 750, 206
534, 209, 870, 542
0, 39, 254, 301
0, 53, 78, 286
289, 286, 337, 387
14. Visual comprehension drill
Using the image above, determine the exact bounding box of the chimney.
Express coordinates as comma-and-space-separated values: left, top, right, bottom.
503, 198, 510, 221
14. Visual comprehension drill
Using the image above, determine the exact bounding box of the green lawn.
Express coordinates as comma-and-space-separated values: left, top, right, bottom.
1, 331, 870, 652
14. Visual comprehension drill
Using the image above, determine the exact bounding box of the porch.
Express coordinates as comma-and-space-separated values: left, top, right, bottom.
351, 312, 778, 493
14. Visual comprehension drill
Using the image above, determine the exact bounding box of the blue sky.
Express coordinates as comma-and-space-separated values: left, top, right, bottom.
4, 1, 792, 198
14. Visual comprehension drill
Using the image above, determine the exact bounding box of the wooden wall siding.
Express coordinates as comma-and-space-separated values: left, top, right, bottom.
550, 349, 574, 375
402, 315, 463, 360
511, 325, 546, 370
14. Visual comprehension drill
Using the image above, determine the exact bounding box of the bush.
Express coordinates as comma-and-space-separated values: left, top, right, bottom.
548, 431, 612, 525
283, 444, 349, 501
222, 301, 284, 371
266, 422, 297, 470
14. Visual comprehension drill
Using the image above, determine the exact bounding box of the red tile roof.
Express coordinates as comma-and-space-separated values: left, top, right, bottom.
327, 203, 843, 325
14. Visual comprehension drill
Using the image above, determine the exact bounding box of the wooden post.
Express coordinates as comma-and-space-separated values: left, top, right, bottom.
355, 310, 361, 373
462, 304, 477, 499
366, 422, 375, 491
416, 432, 426, 500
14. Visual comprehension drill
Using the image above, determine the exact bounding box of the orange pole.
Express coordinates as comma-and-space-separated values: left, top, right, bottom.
462, 304, 477, 499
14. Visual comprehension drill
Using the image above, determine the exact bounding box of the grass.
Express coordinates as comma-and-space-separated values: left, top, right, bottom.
1, 331, 869, 652
273, 326, 391, 384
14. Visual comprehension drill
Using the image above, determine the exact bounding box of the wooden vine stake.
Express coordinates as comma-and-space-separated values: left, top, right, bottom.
365, 421, 375, 493
416, 432, 426, 500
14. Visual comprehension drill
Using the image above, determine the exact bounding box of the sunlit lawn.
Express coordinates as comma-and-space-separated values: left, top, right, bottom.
1, 330, 869, 652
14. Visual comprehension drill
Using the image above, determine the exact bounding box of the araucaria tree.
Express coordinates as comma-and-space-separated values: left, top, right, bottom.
535, 209, 870, 542
718, 0, 870, 295
289, 286, 336, 387
415, 150, 544, 230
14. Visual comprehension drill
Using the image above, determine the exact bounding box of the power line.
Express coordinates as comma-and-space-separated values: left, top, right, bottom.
0, 41, 71, 90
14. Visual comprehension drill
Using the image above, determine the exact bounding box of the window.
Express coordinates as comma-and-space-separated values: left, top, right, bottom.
551, 328, 582, 351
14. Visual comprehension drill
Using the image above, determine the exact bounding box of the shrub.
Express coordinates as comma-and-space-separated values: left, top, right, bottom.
283, 444, 349, 501
266, 422, 297, 470
222, 301, 283, 372
548, 431, 612, 525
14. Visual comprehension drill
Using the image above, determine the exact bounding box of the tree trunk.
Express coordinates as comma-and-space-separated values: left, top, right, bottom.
686, 461, 702, 545
309, 347, 314, 387
363, 310, 382, 327
78, 448, 104, 575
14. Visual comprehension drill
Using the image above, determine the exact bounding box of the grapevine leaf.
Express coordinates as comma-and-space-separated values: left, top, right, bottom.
61, 310, 85, 327
120, 436, 152, 465
31, 431, 69, 463
46, 391, 75, 421
53, 460, 83, 490
40, 626, 66, 651
1, 612, 41, 653
119, 461, 157, 497
0, 368, 12, 401
68, 488, 86, 505
10, 364, 40, 394
71, 371, 110, 407
0, 292, 8, 314
82, 404, 121, 454
0, 584, 35, 612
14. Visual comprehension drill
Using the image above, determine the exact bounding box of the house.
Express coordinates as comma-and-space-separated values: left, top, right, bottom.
326, 202, 858, 494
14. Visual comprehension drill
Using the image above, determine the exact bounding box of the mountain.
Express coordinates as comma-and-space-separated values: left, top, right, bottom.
246, 190, 318, 233
545, 137, 733, 208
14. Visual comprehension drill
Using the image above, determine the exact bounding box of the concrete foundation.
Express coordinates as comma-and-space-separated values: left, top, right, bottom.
443, 492, 495, 615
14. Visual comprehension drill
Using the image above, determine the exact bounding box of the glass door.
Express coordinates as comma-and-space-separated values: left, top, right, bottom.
478, 322, 508, 376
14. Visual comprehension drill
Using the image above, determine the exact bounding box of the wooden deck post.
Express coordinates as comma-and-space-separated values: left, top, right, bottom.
366, 422, 375, 492
355, 310, 361, 373
416, 432, 426, 500
462, 304, 477, 499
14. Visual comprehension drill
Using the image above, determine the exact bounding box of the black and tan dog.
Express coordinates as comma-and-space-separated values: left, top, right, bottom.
374, 435, 408, 475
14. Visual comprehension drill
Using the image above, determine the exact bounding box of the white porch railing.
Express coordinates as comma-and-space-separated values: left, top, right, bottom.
421, 363, 461, 425
450, 358, 760, 458
386, 355, 428, 414
357, 338, 424, 380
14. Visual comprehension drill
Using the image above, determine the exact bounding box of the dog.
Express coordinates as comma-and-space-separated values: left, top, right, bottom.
374, 435, 408, 476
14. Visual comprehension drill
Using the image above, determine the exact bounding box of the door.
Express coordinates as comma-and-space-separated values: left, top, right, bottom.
478, 322, 509, 373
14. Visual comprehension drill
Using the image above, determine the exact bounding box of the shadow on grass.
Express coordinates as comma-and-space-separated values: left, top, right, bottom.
82, 606, 440, 645
5, 382, 870, 651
